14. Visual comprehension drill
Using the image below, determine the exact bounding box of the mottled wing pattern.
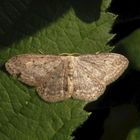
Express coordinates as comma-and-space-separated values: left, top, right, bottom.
6, 54, 61, 86
72, 58, 106, 101
5, 54, 70, 102
78, 53, 129, 85
37, 59, 70, 102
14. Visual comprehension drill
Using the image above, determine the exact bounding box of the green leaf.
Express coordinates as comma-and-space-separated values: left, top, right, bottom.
127, 127, 140, 140
116, 28, 140, 70
0, 0, 116, 139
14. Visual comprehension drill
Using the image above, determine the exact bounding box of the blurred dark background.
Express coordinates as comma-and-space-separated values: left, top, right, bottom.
110, 0, 140, 44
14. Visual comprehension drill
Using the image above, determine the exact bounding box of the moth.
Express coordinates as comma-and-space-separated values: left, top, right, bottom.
5, 53, 129, 102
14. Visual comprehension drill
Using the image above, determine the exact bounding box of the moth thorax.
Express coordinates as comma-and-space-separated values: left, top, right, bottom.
67, 56, 74, 94
67, 56, 74, 77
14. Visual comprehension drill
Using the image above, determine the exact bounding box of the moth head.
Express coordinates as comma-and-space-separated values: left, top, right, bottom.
5, 56, 22, 75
